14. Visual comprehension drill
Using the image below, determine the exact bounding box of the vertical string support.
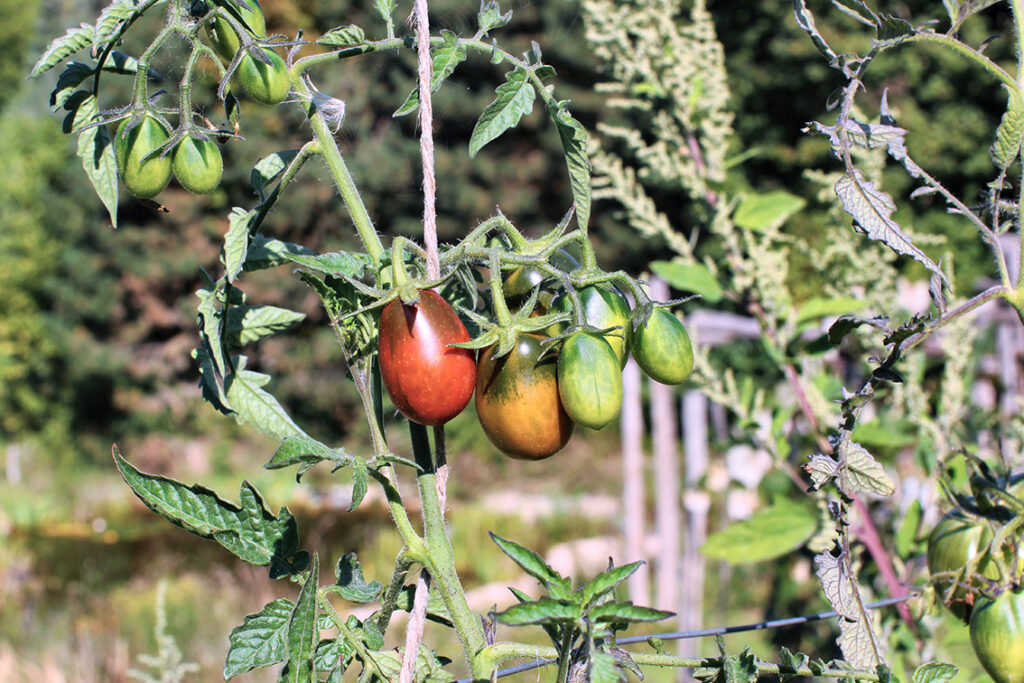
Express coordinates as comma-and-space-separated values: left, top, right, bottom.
415, 0, 441, 282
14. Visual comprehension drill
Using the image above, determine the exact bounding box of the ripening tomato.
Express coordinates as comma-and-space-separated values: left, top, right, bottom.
557, 331, 623, 430
632, 307, 693, 385
970, 588, 1024, 683
207, 0, 267, 62
237, 49, 290, 105
172, 135, 223, 194
115, 115, 172, 199
928, 511, 1024, 623
378, 290, 476, 427
476, 334, 574, 460
548, 285, 632, 367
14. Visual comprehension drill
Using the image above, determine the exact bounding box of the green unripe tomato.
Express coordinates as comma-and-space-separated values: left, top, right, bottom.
557, 331, 623, 430
206, 0, 266, 62
548, 285, 632, 367
632, 307, 693, 385
970, 588, 1024, 683
237, 49, 290, 105
503, 249, 580, 306
115, 115, 172, 199
172, 135, 223, 194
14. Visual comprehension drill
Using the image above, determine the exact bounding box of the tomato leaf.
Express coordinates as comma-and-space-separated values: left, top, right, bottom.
223, 207, 254, 283
777, 647, 810, 682
251, 149, 299, 196
992, 84, 1024, 171
279, 554, 319, 683
834, 169, 948, 289
814, 551, 888, 669
226, 304, 305, 345
225, 355, 306, 441
317, 24, 366, 47
73, 94, 119, 229
547, 98, 591, 229
490, 532, 571, 597
912, 662, 958, 683
313, 638, 356, 681
582, 561, 643, 607
93, 0, 145, 53
469, 67, 536, 157
113, 447, 304, 570
842, 442, 896, 497
283, 250, 369, 277
588, 602, 673, 624
50, 62, 94, 111
330, 553, 382, 604
224, 598, 293, 679
244, 234, 316, 271
588, 650, 624, 683
31, 23, 94, 78
478, 1, 512, 34
496, 597, 579, 625
701, 499, 818, 564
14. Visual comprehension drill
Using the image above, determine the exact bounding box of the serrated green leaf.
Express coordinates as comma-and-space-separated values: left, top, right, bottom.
835, 170, 947, 287
283, 251, 368, 277
332, 553, 382, 603
313, 638, 356, 679
93, 0, 142, 53
244, 234, 316, 272
496, 597, 579, 625
224, 598, 293, 679
266, 435, 356, 478
224, 208, 254, 282
814, 551, 887, 668
721, 647, 759, 683
734, 190, 805, 231
792, 0, 837, 61
701, 498, 818, 564
50, 62, 94, 111
589, 601, 673, 624
912, 662, 958, 683
251, 149, 299, 195
317, 24, 366, 47
394, 31, 467, 117
113, 447, 302, 568
368, 647, 455, 683
777, 647, 809, 682
31, 23, 94, 78
547, 99, 591, 229
469, 67, 536, 157
490, 533, 570, 594
992, 84, 1024, 170
226, 305, 305, 345
102, 50, 139, 74
582, 562, 642, 607
842, 442, 895, 497
478, 1, 512, 34
225, 356, 305, 441
649, 261, 722, 302
280, 554, 319, 683
73, 94, 118, 229
589, 650, 624, 683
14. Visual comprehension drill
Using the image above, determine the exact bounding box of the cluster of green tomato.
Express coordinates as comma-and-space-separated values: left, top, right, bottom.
115, 0, 288, 199
376, 262, 694, 461
927, 485, 1024, 683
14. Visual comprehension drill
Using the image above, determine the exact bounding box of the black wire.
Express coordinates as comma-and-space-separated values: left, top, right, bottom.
452, 593, 916, 682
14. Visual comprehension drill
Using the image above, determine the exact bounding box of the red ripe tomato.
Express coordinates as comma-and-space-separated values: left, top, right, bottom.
378, 290, 476, 426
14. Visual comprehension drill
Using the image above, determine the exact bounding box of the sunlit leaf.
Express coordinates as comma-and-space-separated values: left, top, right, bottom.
31, 23, 94, 78
701, 499, 818, 564
224, 598, 293, 679
469, 67, 535, 156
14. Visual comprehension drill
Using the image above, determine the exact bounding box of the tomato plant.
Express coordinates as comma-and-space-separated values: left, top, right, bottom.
548, 285, 632, 366
237, 48, 290, 105
207, 0, 266, 62
970, 588, 1024, 683
557, 331, 622, 430
476, 334, 574, 460
114, 115, 172, 199
632, 306, 693, 385
378, 290, 476, 427
172, 135, 223, 195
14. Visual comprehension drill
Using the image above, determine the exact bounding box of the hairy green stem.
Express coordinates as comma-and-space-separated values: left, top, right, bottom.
408, 422, 488, 677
